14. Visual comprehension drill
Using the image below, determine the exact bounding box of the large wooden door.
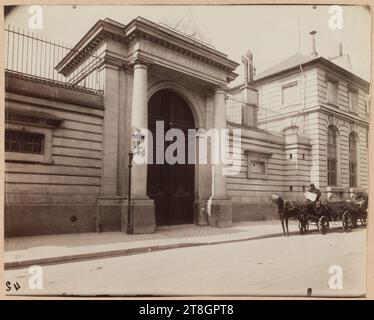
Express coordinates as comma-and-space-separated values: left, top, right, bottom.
147, 90, 195, 226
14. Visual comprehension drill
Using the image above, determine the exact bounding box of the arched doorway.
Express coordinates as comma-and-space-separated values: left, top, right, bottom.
147, 89, 195, 226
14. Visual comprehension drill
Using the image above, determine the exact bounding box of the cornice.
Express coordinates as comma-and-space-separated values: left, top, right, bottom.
258, 105, 369, 129
319, 105, 369, 128
56, 17, 239, 81
253, 57, 370, 92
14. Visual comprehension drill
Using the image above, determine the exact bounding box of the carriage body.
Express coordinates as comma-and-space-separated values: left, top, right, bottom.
332, 197, 368, 230
317, 193, 368, 233
297, 201, 331, 235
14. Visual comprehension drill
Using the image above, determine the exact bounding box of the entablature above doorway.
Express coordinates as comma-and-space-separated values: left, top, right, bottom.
56, 17, 239, 88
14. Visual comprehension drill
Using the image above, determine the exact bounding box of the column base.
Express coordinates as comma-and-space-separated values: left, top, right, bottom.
193, 200, 209, 226
208, 198, 232, 228
97, 196, 123, 232
124, 197, 156, 234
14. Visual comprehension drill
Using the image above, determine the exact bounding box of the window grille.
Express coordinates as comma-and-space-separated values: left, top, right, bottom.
5, 129, 44, 154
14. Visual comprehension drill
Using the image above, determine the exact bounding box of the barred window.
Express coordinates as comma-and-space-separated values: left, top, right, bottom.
327, 126, 337, 186
349, 133, 357, 188
5, 129, 44, 154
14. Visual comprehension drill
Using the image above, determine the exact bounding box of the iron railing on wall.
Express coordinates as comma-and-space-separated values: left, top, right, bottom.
226, 96, 282, 129
4, 26, 104, 93
226, 97, 245, 125
257, 104, 283, 130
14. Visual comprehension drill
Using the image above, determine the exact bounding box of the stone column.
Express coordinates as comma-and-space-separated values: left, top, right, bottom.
213, 88, 227, 199
97, 61, 124, 233
101, 64, 121, 196
131, 62, 148, 197
127, 60, 155, 234
209, 87, 232, 228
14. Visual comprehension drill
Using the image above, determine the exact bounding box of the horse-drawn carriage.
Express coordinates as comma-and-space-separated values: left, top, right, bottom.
271, 192, 368, 236
329, 192, 368, 232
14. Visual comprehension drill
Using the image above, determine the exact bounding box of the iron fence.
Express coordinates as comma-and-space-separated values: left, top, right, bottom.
4, 26, 103, 93
226, 97, 244, 125
257, 104, 283, 130
226, 96, 282, 130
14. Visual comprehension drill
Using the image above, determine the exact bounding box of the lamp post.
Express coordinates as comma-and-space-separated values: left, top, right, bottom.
127, 129, 145, 234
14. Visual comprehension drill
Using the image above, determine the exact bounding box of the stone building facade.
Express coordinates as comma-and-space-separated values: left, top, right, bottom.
4, 17, 370, 236
252, 53, 370, 202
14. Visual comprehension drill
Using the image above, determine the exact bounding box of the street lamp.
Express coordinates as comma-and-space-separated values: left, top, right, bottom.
127, 129, 145, 234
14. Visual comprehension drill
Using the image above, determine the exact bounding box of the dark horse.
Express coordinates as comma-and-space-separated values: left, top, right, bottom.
271, 194, 304, 236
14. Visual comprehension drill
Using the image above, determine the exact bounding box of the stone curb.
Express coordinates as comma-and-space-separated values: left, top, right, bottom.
4, 225, 352, 270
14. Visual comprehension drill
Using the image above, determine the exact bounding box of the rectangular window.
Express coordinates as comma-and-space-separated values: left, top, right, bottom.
349, 163, 357, 188
349, 134, 357, 188
327, 80, 338, 105
348, 89, 358, 113
327, 127, 338, 186
282, 82, 298, 106
250, 160, 266, 174
245, 150, 273, 179
328, 160, 337, 186
5, 130, 44, 154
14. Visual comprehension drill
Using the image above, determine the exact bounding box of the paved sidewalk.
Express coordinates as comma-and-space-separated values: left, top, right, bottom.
5, 220, 342, 269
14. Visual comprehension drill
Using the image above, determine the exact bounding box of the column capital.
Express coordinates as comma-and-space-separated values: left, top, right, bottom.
128, 57, 152, 69
97, 54, 127, 72
213, 86, 227, 95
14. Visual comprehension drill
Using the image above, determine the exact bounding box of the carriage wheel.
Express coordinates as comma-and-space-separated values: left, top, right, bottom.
317, 216, 329, 235
298, 218, 309, 234
342, 211, 353, 232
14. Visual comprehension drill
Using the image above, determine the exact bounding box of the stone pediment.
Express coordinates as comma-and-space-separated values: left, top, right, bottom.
56, 17, 239, 85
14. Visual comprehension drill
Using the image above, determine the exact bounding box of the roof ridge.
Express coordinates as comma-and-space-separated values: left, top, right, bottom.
255, 53, 315, 80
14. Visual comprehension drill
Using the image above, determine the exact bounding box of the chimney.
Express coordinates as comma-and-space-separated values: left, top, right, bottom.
339, 42, 343, 56
310, 31, 318, 57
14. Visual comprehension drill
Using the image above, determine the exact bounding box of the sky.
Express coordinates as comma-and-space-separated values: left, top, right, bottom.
5, 4, 372, 83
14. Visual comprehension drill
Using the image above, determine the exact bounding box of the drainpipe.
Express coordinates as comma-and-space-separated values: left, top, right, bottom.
207, 165, 214, 223
299, 65, 307, 134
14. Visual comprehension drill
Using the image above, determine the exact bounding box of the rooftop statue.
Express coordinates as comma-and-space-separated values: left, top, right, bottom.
241, 50, 254, 85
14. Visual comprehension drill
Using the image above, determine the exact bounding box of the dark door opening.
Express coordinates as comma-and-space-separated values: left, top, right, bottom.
147, 89, 195, 226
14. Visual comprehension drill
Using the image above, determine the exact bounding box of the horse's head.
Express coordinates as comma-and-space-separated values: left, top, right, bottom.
271, 194, 284, 210
270, 194, 279, 205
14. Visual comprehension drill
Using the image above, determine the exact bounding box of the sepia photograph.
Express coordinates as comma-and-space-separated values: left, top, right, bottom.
2, 3, 371, 298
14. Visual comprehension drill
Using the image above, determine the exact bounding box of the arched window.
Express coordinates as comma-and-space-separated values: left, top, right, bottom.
327, 126, 337, 186
349, 132, 358, 187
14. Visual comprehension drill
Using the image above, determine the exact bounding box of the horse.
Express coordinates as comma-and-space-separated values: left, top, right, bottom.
271, 194, 305, 236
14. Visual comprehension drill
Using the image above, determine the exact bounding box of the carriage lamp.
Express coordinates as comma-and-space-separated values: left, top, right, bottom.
127, 129, 146, 234
132, 129, 146, 155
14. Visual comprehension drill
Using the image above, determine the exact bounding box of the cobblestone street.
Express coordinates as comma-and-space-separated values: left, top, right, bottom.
5, 228, 366, 297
